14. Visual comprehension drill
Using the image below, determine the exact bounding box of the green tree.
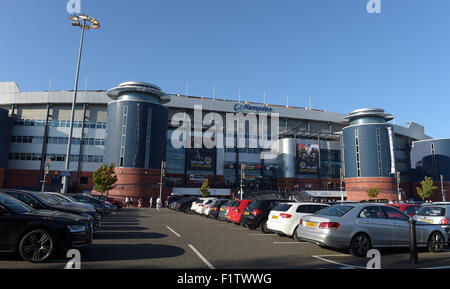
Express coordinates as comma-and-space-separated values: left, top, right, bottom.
199, 179, 211, 197
417, 176, 438, 201
93, 163, 118, 196
366, 187, 380, 199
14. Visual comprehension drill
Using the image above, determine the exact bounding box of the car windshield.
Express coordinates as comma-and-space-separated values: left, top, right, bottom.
0, 194, 33, 214
272, 203, 292, 212
33, 193, 62, 206
317, 205, 354, 217
417, 206, 446, 217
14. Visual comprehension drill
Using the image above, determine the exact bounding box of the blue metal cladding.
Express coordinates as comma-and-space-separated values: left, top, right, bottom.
343, 124, 394, 178
0, 108, 11, 168
104, 100, 168, 170
411, 139, 450, 182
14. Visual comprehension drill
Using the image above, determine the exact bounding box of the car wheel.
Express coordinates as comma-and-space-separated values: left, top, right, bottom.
295, 230, 303, 242
428, 232, 445, 253
260, 220, 269, 234
350, 233, 371, 257
292, 226, 299, 240
19, 229, 55, 263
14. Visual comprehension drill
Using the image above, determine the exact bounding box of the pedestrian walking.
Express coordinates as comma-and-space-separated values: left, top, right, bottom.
149, 197, 153, 208
156, 197, 162, 212
125, 196, 130, 208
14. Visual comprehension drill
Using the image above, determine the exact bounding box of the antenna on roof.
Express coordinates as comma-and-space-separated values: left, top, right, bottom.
213, 85, 215, 101
309, 96, 312, 110
238, 88, 241, 102
185, 82, 189, 98
264, 91, 266, 105
286, 94, 289, 107
47, 76, 52, 92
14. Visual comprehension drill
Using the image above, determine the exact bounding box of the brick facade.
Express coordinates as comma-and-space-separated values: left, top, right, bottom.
345, 177, 398, 201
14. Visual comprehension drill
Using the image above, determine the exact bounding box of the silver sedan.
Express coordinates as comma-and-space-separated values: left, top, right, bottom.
296, 203, 448, 257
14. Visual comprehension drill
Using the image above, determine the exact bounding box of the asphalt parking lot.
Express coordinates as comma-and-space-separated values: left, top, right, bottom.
2, 207, 450, 269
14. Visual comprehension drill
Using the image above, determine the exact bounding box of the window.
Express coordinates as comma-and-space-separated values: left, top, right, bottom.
80, 176, 89, 185
355, 130, 361, 178
404, 206, 419, 216
317, 205, 354, 217
272, 204, 292, 212
381, 206, 409, 221
358, 206, 385, 219
417, 206, 446, 217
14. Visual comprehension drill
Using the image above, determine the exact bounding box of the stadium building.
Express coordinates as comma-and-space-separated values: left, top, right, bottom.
0, 81, 448, 203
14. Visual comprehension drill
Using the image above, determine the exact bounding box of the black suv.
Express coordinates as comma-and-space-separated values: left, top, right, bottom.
241, 199, 290, 232
0, 193, 92, 263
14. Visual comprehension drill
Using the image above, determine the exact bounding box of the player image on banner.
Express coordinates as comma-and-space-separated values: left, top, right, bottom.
296, 143, 320, 175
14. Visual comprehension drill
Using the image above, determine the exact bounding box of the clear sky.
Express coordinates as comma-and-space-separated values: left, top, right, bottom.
1, 0, 449, 138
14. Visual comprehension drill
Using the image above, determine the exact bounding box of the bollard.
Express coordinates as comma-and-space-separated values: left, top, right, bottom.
409, 218, 419, 264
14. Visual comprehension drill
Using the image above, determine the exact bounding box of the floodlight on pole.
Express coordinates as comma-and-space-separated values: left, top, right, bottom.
61, 13, 100, 194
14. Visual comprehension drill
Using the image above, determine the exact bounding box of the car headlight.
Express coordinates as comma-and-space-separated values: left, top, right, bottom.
80, 212, 93, 220
67, 225, 86, 233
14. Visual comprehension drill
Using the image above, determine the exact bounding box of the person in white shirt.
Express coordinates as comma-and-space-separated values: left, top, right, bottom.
156, 197, 162, 212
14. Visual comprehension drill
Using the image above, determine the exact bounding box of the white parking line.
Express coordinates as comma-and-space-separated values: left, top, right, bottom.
248, 234, 275, 236
273, 241, 308, 244
166, 226, 181, 237
312, 255, 365, 269
188, 244, 215, 269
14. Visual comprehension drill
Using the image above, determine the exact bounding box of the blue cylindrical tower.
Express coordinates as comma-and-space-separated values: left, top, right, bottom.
342, 108, 398, 201
104, 82, 170, 204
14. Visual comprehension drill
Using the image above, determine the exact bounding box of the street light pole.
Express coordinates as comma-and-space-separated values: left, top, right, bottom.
441, 175, 446, 202
62, 14, 100, 194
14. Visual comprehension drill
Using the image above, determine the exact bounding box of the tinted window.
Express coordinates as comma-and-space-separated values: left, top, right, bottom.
317, 205, 354, 217
7, 192, 40, 207
358, 206, 385, 219
50, 194, 70, 203
33, 193, 61, 206
404, 206, 420, 216
0, 194, 33, 214
381, 206, 409, 221
417, 207, 446, 217
247, 201, 263, 209
272, 204, 292, 212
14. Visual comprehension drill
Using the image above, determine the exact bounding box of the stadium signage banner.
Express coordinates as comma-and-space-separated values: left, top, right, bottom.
296, 143, 320, 175
186, 148, 216, 171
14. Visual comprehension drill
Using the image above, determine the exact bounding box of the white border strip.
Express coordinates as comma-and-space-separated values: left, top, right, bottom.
166, 226, 181, 237
188, 244, 215, 269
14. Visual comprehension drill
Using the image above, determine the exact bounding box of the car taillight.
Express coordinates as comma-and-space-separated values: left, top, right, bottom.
199, 204, 203, 207
318, 222, 340, 229
299, 219, 303, 225
212, 207, 218, 211
252, 209, 262, 216
441, 218, 449, 225
206, 205, 210, 208
280, 213, 292, 218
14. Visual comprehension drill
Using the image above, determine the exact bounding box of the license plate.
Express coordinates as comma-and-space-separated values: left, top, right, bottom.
221, 208, 224, 211
244, 212, 250, 215
272, 215, 278, 220
305, 222, 317, 228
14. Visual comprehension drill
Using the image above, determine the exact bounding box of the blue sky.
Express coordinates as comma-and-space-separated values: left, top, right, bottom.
1, 0, 449, 138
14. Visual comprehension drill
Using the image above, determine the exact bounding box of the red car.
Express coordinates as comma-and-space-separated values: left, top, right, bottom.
91, 194, 124, 210
387, 204, 421, 217
227, 200, 253, 225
